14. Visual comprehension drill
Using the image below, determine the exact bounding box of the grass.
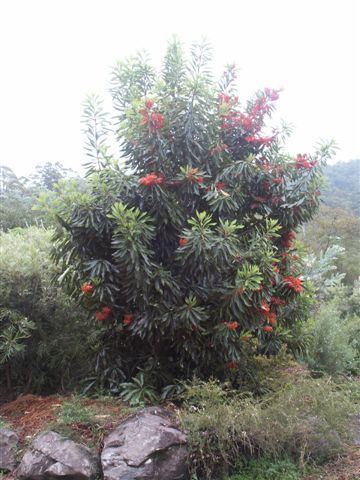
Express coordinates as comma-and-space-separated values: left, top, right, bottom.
179, 376, 358, 479
225, 457, 312, 480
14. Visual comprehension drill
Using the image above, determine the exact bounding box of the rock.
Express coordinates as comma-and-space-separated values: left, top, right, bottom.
0, 428, 19, 471
101, 406, 188, 480
16, 430, 100, 480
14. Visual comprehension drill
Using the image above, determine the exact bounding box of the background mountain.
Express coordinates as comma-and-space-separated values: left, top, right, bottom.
322, 158, 360, 215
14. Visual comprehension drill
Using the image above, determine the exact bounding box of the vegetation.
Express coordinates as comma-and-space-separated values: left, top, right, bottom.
0, 227, 96, 392
322, 158, 360, 215
50, 39, 334, 392
179, 377, 356, 479
0, 39, 359, 480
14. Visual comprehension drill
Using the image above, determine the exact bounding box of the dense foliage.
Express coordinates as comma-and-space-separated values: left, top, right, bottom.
0, 227, 95, 392
52, 39, 334, 389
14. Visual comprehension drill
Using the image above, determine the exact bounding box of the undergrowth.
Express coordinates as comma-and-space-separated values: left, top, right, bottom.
179, 377, 357, 479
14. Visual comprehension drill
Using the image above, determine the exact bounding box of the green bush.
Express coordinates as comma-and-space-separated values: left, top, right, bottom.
303, 292, 360, 375
0, 226, 98, 393
52, 38, 334, 389
179, 377, 356, 479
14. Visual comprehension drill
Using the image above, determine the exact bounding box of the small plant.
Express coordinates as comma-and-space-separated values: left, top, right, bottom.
226, 457, 310, 480
119, 372, 158, 406
57, 397, 93, 425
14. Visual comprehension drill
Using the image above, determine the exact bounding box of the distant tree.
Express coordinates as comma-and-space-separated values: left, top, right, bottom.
322, 159, 360, 215
29, 162, 76, 191
301, 205, 360, 285
0, 163, 79, 231
0, 166, 36, 230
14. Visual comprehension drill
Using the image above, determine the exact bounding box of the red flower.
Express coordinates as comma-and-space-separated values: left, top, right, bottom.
139, 173, 163, 186
95, 306, 112, 321
179, 238, 188, 247
215, 182, 225, 190
283, 276, 302, 293
196, 176, 204, 183
151, 112, 163, 130
264, 88, 280, 101
273, 177, 283, 185
95, 311, 107, 322
81, 282, 93, 294
265, 312, 277, 325
123, 313, 133, 326
260, 300, 270, 313
282, 231, 296, 249
144, 99, 153, 109
225, 361, 237, 369
224, 321, 238, 330
292, 255, 299, 261
271, 296, 285, 306
262, 325, 273, 332
295, 154, 313, 170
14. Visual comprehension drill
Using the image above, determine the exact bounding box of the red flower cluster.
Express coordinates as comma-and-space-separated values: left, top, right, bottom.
123, 313, 133, 326
264, 311, 277, 325
282, 231, 296, 249
260, 300, 270, 313
139, 173, 164, 186
264, 88, 280, 101
262, 325, 273, 332
244, 136, 273, 145
271, 296, 286, 306
283, 276, 302, 293
81, 282, 93, 294
295, 154, 315, 170
144, 98, 154, 109
225, 361, 237, 369
140, 109, 164, 132
151, 112, 163, 130
224, 321, 238, 330
215, 182, 225, 190
179, 238, 188, 247
95, 306, 112, 322
273, 177, 283, 185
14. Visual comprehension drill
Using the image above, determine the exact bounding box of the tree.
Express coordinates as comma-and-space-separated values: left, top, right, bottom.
52, 39, 334, 391
301, 205, 360, 285
0, 166, 36, 230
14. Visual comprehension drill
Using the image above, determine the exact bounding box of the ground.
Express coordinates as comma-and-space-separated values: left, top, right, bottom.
0, 393, 359, 479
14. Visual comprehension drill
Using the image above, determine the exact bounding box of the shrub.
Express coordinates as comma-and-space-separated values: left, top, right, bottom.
0, 227, 97, 393
303, 293, 360, 375
52, 38, 335, 388
179, 377, 356, 479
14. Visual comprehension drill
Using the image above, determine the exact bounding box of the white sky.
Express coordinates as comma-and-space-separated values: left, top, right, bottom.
0, 0, 359, 177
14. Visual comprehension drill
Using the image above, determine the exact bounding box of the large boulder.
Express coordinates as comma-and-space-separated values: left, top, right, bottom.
101, 406, 188, 480
16, 430, 100, 480
0, 428, 19, 471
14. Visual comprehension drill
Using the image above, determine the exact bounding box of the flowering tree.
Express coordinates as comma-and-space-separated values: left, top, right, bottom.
53, 39, 334, 389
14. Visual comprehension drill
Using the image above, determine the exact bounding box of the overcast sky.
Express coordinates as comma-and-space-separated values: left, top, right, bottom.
0, 0, 359, 177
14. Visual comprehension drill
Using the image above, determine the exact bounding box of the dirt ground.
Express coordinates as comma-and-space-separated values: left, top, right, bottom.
0, 393, 359, 479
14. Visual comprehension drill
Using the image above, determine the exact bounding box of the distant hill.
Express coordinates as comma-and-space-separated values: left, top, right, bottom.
322, 159, 360, 215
